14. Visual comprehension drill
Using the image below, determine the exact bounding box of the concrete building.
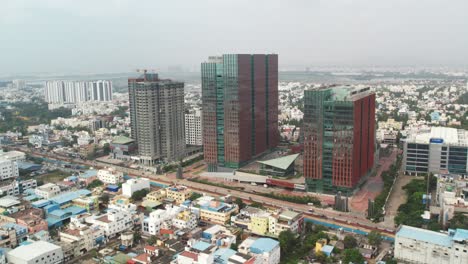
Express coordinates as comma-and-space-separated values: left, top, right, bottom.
231, 207, 303, 237
0, 159, 19, 180
89, 210, 133, 238
128, 72, 185, 165
97, 168, 124, 185
0, 179, 37, 196
0, 151, 26, 163
121, 178, 150, 197
238, 237, 280, 264
6, 240, 64, 264
45, 80, 112, 104
395, 225, 468, 264
198, 199, 239, 225
142, 205, 182, 235
172, 210, 198, 230
185, 110, 203, 146
202, 54, 279, 171
35, 183, 61, 199
303, 86, 376, 193
403, 127, 468, 176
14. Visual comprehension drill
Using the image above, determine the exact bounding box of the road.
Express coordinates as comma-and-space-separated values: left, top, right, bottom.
10, 145, 396, 237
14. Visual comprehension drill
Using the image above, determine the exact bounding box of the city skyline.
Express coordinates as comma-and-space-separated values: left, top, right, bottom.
1, 0, 468, 74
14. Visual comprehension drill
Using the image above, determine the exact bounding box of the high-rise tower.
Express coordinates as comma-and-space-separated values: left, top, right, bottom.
303, 86, 376, 193
128, 72, 185, 165
202, 54, 278, 171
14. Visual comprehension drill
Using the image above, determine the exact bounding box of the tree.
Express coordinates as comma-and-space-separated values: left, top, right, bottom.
133, 231, 142, 243
315, 251, 327, 263
343, 235, 358, 249
147, 235, 157, 245
343, 248, 365, 264
103, 143, 111, 155
278, 230, 298, 260
87, 179, 103, 190
367, 231, 382, 248
189, 192, 203, 201
131, 189, 149, 201
234, 197, 246, 210
99, 193, 110, 204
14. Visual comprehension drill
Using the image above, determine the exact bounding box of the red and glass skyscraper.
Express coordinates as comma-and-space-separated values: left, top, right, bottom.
202, 54, 279, 171
303, 86, 376, 193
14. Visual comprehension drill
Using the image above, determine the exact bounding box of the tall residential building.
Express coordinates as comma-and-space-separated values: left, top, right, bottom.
403, 127, 468, 176
128, 72, 185, 165
202, 54, 279, 171
303, 86, 376, 193
185, 110, 202, 146
44, 80, 112, 104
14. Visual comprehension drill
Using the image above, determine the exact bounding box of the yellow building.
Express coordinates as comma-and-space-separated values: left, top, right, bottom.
250, 213, 270, 235
199, 200, 239, 225
72, 196, 99, 212
145, 189, 166, 203
315, 238, 327, 253
166, 186, 192, 204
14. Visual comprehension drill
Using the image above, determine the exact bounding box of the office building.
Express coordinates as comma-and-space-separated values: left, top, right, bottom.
44, 80, 112, 104
202, 54, 279, 171
6, 240, 64, 264
403, 127, 468, 176
128, 72, 185, 165
303, 86, 376, 193
11, 79, 25, 90
185, 110, 203, 146
395, 225, 468, 264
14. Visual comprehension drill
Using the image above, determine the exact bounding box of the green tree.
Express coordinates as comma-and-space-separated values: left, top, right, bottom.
103, 143, 111, 155
87, 179, 103, 190
343, 248, 365, 264
235, 197, 246, 210
147, 235, 157, 245
367, 231, 382, 248
449, 213, 468, 229
131, 189, 149, 201
315, 251, 327, 263
278, 230, 298, 260
189, 192, 203, 201
343, 235, 358, 249
99, 193, 110, 204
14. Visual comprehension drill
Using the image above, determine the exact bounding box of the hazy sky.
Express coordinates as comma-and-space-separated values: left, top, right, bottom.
1, 0, 467, 74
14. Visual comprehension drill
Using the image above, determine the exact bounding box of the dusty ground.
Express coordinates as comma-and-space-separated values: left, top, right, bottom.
383, 174, 421, 227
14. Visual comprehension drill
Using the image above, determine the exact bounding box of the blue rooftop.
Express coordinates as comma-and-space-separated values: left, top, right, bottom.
63, 206, 87, 215
321, 245, 334, 256
1, 223, 27, 236
23, 194, 39, 201
213, 248, 237, 264
17, 162, 42, 171
451, 228, 468, 242
192, 241, 212, 252
80, 170, 97, 178
397, 225, 453, 247
31, 199, 51, 208
49, 189, 91, 205
250, 238, 279, 254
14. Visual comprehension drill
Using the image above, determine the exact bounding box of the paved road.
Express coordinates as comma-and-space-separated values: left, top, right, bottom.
11, 146, 396, 237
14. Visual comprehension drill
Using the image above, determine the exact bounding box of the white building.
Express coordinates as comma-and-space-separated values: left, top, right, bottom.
238, 237, 280, 264
185, 111, 202, 146
0, 150, 26, 163
89, 80, 112, 101
6, 240, 64, 264
122, 178, 150, 197
0, 179, 37, 196
35, 183, 61, 199
142, 205, 182, 235
97, 168, 124, 185
88, 210, 133, 238
0, 159, 19, 180
172, 210, 198, 230
45, 80, 112, 104
395, 225, 468, 264
11, 79, 26, 90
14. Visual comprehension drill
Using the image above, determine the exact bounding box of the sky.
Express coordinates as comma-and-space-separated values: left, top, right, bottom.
1, 0, 468, 74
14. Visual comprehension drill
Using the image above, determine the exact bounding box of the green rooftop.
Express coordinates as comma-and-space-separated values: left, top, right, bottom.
112, 136, 135, 145
257, 154, 299, 170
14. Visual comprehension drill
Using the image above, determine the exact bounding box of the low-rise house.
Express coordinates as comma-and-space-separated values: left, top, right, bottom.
35, 183, 61, 199
6, 240, 64, 264
97, 168, 124, 185
238, 237, 280, 264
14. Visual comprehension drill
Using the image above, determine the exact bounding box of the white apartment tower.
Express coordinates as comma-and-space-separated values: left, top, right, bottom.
44, 80, 112, 104
185, 110, 203, 146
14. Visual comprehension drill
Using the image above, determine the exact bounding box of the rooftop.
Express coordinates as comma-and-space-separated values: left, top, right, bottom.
249, 237, 279, 254
213, 248, 237, 264
0, 196, 20, 208
112, 136, 135, 145
406, 127, 468, 146
397, 225, 453, 247
80, 169, 97, 178
257, 154, 299, 170
49, 189, 91, 205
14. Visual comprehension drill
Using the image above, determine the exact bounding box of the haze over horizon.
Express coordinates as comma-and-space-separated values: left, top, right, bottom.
1, 0, 468, 75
